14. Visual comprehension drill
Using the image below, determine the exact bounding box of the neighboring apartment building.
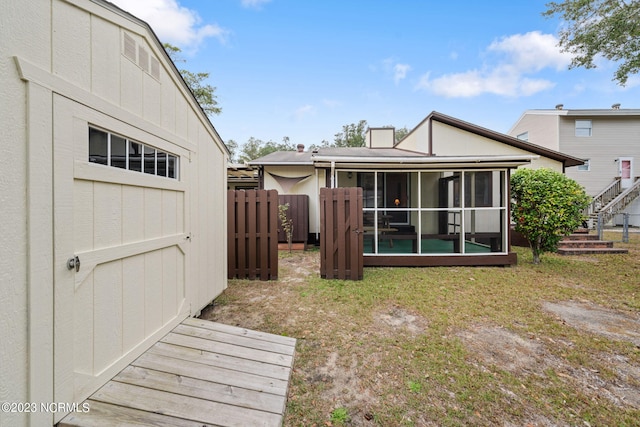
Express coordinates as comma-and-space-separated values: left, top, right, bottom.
509, 105, 640, 227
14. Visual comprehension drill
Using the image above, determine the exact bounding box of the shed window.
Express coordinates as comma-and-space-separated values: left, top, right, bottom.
575, 120, 592, 137
88, 126, 179, 179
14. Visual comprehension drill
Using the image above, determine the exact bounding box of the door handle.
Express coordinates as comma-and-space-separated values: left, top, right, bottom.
67, 255, 80, 272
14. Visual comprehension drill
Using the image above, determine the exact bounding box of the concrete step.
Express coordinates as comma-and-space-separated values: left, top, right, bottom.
557, 247, 629, 255
572, 227, 591, 234
558, 240, 614, 249
564, 233, 599, 241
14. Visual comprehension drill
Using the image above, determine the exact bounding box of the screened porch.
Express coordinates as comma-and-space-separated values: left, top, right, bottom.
336, 169, 513, 264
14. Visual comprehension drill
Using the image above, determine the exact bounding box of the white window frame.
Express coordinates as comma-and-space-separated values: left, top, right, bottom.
577, 159, 590, 171
88, 126, 179, 180
575, 120, 592, 137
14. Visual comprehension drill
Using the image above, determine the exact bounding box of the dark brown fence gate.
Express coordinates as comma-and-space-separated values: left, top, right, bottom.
227, 189, 279, 280
319, 187, 364, 280
278, 194, 309, 247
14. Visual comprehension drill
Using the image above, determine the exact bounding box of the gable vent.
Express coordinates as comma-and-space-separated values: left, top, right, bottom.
123, 33, 136, 62
138, 46, 149, 72
150, 57, 160, 80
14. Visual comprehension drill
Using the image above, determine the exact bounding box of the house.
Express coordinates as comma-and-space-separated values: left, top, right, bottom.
249, 111, 584, 267
508, 105, 640, 227
228, 163, 260, 190
0, 0, 229, 425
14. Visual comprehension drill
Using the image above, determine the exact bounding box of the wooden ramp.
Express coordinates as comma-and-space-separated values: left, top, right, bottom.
59, 318, 296, 427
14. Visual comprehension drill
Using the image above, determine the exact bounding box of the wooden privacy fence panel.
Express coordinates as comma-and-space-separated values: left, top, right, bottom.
227, 190, 279, 280
278, 194, 309, 246
320, 187, 364, 280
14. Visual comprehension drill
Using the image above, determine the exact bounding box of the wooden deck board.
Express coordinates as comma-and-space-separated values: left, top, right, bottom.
58, 318, 296, 427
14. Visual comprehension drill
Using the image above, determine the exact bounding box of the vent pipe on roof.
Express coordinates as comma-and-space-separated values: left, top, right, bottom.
297, 144, 305, 153
612, 103, 621, 109
555, 104, 564, 110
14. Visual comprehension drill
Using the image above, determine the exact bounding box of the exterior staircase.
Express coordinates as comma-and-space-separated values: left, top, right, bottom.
557, 229, 628, 255
585, 177, 640, 228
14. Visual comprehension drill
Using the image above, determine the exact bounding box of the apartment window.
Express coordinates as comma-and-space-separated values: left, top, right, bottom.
575, 120, 592, 137
88, 127, 179, 179
577, 159, 590, 171
516, 131, 529, 141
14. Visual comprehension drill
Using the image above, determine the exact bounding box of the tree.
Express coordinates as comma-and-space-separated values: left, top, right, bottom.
544, 0, 640, 86
511, 168, 591, 264
225, 139, 238, 163
163, 43, 222, 115
395, 126, 410, 142
334, 120, 368, 147
237, 136, 295, 163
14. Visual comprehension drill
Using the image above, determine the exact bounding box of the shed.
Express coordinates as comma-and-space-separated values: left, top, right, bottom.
0, 0, 228, 425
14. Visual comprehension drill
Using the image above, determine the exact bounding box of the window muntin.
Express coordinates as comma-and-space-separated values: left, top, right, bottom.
575, 120, 592, 137
88, 127, 179, 179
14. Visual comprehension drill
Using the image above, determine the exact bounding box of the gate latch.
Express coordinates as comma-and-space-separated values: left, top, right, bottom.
67, 255, 80, 272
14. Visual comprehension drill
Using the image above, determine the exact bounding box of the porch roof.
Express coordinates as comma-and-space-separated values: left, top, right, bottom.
250, 149, 538, 169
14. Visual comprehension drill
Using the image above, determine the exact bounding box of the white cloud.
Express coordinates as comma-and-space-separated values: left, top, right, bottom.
394, 63, 412, 84
241, 0, 272, 9
111, 0, 228, 51
417, 31, 572, 98
293, 104, 315, 120
487, 31, 570, 71
382, 58, 411, 84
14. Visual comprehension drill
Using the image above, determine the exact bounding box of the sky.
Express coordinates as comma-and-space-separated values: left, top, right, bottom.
111, 0, 639, 154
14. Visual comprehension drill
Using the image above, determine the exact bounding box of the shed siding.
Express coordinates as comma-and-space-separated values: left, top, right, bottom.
1, 0, 228, 424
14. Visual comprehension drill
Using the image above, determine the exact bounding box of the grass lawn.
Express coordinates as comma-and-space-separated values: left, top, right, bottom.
202, 231, 640, 426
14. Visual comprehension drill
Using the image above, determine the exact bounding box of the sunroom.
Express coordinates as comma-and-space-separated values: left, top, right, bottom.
316, 154, 534, 267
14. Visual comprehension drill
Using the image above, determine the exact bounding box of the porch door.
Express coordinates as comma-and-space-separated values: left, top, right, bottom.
52, 96, 190, 422
619, 157, 633, 188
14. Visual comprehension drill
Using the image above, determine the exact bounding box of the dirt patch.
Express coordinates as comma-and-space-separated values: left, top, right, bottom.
374, 305, 428, 337
543, 300, 640, 346
459, 318, 640, 410
458, 325, 550, 374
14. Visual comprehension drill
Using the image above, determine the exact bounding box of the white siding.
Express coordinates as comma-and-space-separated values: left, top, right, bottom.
508, 113, 560, 150
1, 0, 229, 424
559, 116, 640, 196
264, 166, 321, 234
430, 121, 564, 172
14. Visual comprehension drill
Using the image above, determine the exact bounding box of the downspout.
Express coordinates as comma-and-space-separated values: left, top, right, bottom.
330, 161, 336, 188
315, 168, 320, 242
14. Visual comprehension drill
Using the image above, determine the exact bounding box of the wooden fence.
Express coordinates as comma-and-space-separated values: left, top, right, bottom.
278, 194, 309, 247
227, 190, 279, 280
319, 187, 363, 280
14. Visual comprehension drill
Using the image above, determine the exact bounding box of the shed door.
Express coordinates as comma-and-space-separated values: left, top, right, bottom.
53, 96, 190, 421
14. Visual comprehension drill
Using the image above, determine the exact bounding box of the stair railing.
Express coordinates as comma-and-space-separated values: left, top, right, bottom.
585, 178, 621, 218
597, 177, 640, 226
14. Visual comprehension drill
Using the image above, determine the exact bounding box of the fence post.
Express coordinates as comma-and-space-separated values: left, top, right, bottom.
623, 213, 629, 243
597, 213, 603, 241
